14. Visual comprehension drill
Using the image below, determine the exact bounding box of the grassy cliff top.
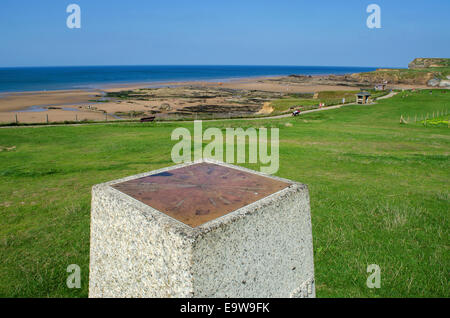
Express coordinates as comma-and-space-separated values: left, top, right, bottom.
351, 58, 450, 85
409, 58, 450, 69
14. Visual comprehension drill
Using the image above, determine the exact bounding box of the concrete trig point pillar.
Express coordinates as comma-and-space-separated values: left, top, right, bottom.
89, 159, 315, 298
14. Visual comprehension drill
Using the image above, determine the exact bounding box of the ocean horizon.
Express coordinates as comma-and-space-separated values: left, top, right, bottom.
0, 65, 378, 93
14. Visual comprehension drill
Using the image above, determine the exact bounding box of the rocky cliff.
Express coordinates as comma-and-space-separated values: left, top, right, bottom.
408, 58, 450, 69
350, 69, 435, 85
350, 58, 450, 87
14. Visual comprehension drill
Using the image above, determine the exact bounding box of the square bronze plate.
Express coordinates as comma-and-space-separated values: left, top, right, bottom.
112, 162, 289, 227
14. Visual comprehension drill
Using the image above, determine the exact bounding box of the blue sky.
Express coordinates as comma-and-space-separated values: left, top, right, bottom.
0, 0, 449, 68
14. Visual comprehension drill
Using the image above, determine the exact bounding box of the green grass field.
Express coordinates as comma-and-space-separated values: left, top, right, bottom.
0, 89, 449, 297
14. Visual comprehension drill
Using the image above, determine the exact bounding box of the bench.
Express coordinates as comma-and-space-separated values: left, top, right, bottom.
140, 116, 156, 122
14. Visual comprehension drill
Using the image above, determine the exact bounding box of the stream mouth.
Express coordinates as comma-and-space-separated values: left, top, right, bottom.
14, 105, 82, 113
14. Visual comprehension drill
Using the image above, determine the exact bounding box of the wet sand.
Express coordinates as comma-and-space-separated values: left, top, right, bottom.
0, 89, 101, 112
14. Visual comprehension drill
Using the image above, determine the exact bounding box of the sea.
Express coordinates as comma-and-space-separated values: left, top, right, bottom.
0, 65, 377, 93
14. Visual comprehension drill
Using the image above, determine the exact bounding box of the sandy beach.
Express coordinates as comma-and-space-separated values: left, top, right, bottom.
0, 75, 428, 124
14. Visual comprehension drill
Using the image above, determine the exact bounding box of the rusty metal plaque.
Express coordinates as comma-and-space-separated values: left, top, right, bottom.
112, 162, 290, 227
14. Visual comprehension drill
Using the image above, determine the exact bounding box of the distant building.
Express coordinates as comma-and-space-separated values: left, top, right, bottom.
356, 91, 371, 104
375, 83, 386, 91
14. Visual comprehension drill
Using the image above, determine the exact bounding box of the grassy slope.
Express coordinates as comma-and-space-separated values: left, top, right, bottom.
270, 90, 388, 114
0, 90, 449, 297
409, 58, 450, 69
355, 67, 450, 84
367, 57, 450, 81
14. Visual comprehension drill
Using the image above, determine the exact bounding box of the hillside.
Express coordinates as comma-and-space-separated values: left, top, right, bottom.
351, 58, 450, 87
409, 58, 450, 69
1, 89, 448, 297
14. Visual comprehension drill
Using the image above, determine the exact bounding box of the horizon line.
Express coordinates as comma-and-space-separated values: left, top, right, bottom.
0, 64, 400, 69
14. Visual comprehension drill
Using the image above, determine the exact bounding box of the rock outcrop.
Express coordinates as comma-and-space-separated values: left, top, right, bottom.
348, 58, 450, 87
439, 80, 450, 87
350, 70, 435, 85
428, 78, 441, 87
408, 58, 450, 69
